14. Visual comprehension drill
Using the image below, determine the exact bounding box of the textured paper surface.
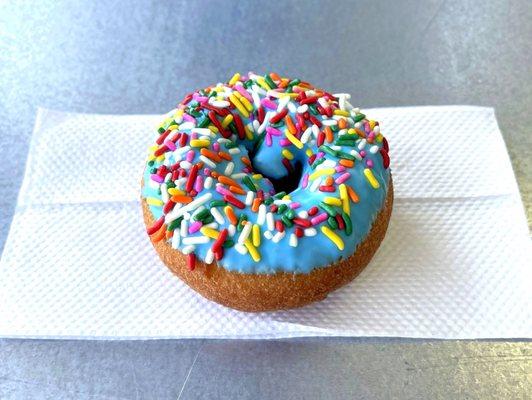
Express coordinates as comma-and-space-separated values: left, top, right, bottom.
0, 106, 530, 339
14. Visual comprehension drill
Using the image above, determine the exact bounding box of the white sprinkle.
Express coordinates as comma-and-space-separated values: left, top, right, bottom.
251, 84, 267, 96
309, 177, 321, 192
179, 122, 195, 130
237, 222, 252, 244
148, 180, 160, 190
304, 228, 317, 237
272, 231, 285, 243
297, 210, 309, 219
267, 90, 283, 98
210, 207, 225, 224
205, 249, 214, 264
266, 212, 275, 231
273, 199, 291, 205
228, 224, 236, 237
245, 191, 255, 206
204, 176, 213, 189
235, 243, 248, 255
263, 230, 273, 240
358, 138, 367, 150
166, 193, 213, 221
317, 97, 328, 109
228, 147, 240, 154
257, 204, 267, 225
251, 90, 261, 109
224, 162, 234, 176
297, 104, 309, 114
287, 101, 297, 113
182, 236, 210, 245
276, 95, 289, 111
289, 233, 298, 247
171, 231, 181, 249
330, 145, 342, 151
174, 177, 187, 189
180, 219, 188, 237
259, 111, 273, 133
191, 128, 213, 136
373, 125, 380, 133
369, 145, 379, 154
322, 119, 338, 126
338, 129, 348, 136
181, 245, 195, 255
191, 205, 205, 219
350, 149, 363, 160
179, 160, 192, 169
161, 183, 169, 203
183, 212, 191, 221
300, 127, 313, 144
319, 159, 336, 168
204, 222, 218, 229
199, 155, 216, 168
311, 124, 320, 138
210, 100, 230, 108
230, 173, 246, 179
174, 145, 191, 155
354, 122, 362, 129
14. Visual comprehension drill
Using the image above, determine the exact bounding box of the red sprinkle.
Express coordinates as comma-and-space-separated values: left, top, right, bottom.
233, 114, 246, 139
257, 106, 265, 124
208, 110, 230, 138
146, 216, 164, 235
282, 158, 294, 173
186, 164, 198, 193
309, 115, 322, 127
319, 185, 335, 192
275, 220, 285, 232
300, 96, 318, 105
295, 227, 304, 238
269, 108, 288, 124
212, 228, 228, 253
156, 129, 171, 145
154, 145, 169, 157
270, 204, 278, 213
380, 148, 390, 169
382, 136, 389, 152
335, 214, 345, 230
308, 206, 318, 216
163, 200, 175, 214
181, 93, 193, 105
293, 217, 312, 228
214, 248, 224, 261
317, 131, 325, 147
179, 132, 188, 147
187, 253, 196, 271
224, 194, 245, 209
308, 154, 317, 165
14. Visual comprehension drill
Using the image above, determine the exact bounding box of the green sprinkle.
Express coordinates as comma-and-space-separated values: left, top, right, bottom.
288, 78, 301, 87
166, 181, 176, 189
342, 212, 352, 235
255, 132, 266, 149
147, 160, 155, 167
242, 176, 257, 192
319, 145, 338, 158
274, 191, 287, 199
150, 167, 157, 174
334, 138, 357, 147
330, 125, 339, 133
285, 209, 295, 219
281, 215, 293, 227
319, 202, 337, 216
264, 74, 276, 89
237, 214, 247, 231
311, 157, 325, 169
336, 151, 356, 161
309, 104, 319, 115
327, 216, 338, 229
244, 79, 253, 88
354, 113, 366, 123
158, 127, 166, 134
224, 142, 237, 149
209, 200, 226, 208
167, 217, 183, 231
198, 117, 210, 128
278, 204, 288, 214
223, 239, 235, 248
203, 215, 214, 225
264, 198, 273, 206
193, 209, 211, 222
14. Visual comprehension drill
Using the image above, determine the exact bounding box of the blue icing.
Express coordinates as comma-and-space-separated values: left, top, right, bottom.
143, 82, 390, 275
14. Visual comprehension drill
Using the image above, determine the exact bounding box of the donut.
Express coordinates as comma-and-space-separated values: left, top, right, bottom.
141, 72, 393, 312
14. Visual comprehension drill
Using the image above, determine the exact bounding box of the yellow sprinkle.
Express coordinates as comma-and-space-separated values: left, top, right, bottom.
323, 197, 342, 206
221, 114, 233, 128
147, 154, 156, 161
167, 124, 178, 131
339, 184, 350, 214
244, 239, 261, 262
234, 92, 254, 112
200, 227, 219, 239
228, 73, 240, 85
286, 92, 299, 98
281, 149, 294, 160
347, 128, 356, 135
149, 145, 158, 152
252, 224, 261, 247
190, 139, 210, 148
208, 125, 219, 134
364, 168, 380, 189
285, 131, 303, 149
255, 77, 271, 91
282, 195, 291, 200
252, 173, 263, 180
245, 125, 254, 140
333, 109, 350, 117
309, 168, 336, 181
376, 133, 383, 142
228, 94, 249, 117
321, 226, 344, 250
167, 188, 185, 196
146, 197, 164, 207
305, 148, 313, 157
156, 155, 165, 162
173, 109, 183, 119
369, 120, 376, 130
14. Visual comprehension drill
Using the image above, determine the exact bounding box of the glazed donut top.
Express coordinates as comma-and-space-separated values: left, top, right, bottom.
142, 72, 391, 274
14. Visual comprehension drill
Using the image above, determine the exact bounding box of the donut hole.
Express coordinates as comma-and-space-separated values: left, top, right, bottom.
264, 161, 303, 195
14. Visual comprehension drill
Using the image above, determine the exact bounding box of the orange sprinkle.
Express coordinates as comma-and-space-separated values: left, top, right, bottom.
339, 159, 354, 168
278, 78, 289, 88
285, 115, 297, 135
171, 195, 193, 203
338, 118, 347, 129
211, 171, 220, 178
229, 185, 246, 195
324, 126, 334, 143
218, 151, 232, 161
224, 205, 238, 225
151, 224, 167, 243
270, 72, 281, 81
251, 198, 261, 212
165, 230, 173, 239
200, 148, 221, 162
218, 175, 241, 188
346, 185, 360, 203
355, 128, 366, 138
196, 161, 204, 169
241, 156, 251, 166
324, 176, 334, 186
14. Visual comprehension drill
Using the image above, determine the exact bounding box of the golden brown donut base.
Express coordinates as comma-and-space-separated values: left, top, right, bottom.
143, 177, 393, 312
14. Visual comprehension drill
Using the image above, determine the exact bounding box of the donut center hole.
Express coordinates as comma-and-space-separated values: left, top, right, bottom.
266, 161, 303, 195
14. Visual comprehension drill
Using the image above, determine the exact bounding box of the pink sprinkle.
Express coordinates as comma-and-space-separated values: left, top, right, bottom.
266, 127, 282, 136
265, 133, 272, 146
360, 150, 366, 157
261, 98, 277, 110
243, 167, 252, 173
335, 165, 346, 172
301, 173, 309, 188
150, 174, 164, 183
290, 202, 301, 209
191, 132, 198, 140
279, 139, 291, 147
368, 132, 376, 141
183, 114, 196, 123
194, 175, 204, 192
234, 85, 252, 101
311, 213, 328, 225
364, 121, 370, 132
216, 185, 231, 196
335, 172, 351, 184
213, 142, 220, 151
366, 159, 374, 168
164, 140, 177, 151
317, 152, 325, 158
186, 150, 195, 162
189, 221, 203, 234
203, 168, 211, 175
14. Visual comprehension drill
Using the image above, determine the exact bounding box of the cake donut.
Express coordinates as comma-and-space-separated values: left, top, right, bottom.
142, 72, 393, 312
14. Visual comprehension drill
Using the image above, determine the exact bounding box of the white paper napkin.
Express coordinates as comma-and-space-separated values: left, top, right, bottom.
0, 106, 530, 339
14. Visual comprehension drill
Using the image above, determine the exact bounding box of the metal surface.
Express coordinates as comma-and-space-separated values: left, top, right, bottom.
0, 0, 530, 399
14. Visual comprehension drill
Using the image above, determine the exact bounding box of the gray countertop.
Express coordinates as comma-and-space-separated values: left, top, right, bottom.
0, 1, 530, 399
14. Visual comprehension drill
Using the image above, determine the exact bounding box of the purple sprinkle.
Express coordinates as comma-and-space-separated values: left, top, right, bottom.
150, 174, 164, 183
301, 173, 309, 188
266, 126, 282, 136
261, 98, 277, 110
265, 133, 272, 146
279, 139, 291, 147
368, 132, 376, 141
317, 152, 325, 158
360, 150, 366, 157
366, 159, 374, 168
213, 142, 220, 151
